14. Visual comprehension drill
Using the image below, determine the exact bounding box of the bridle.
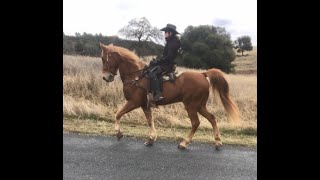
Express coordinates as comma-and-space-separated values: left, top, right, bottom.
102, 53, 118, 81
102, 52, 151, 86
104, 64, 151, 92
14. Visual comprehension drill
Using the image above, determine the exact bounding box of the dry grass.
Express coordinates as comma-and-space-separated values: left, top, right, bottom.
64, 118, 256, 147
233, 46, 257, 74
63, 53, 257, 147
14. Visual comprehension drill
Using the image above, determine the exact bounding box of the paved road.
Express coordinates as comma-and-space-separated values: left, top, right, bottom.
63, 133, 257, 180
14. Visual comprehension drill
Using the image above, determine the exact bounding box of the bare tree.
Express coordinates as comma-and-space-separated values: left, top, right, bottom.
118, 17, 162, 56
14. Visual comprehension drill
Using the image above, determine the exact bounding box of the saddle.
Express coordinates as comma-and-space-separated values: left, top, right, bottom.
145, 64, 182, 108
145, 64, 181, 82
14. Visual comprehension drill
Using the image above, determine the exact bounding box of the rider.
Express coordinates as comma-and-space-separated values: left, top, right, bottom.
148, 23, 181, 102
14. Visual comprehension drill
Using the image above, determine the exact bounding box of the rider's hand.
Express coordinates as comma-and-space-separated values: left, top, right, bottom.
150, 58, 157, 66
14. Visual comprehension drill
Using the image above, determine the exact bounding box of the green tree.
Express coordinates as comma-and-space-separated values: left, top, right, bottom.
234, 36, 253, 56
63, 33, 163, 57
178, 25, 235, 73
74, 41, 84, 54
118, 17, 162, 56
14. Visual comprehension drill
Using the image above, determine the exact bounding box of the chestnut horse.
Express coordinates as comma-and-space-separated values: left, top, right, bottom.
99, 43, 240, 149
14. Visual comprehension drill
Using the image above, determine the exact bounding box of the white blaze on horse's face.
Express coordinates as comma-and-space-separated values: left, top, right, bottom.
101, 51, 115, 82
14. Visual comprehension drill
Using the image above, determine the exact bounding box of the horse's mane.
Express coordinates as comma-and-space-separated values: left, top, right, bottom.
107, 45, 142, 65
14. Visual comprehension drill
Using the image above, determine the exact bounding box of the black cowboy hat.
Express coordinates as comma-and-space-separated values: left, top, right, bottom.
160, 24, 180, 34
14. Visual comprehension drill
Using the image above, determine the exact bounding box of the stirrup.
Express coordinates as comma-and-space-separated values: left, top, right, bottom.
154, 93, 164, 101
155, 96, 164, 101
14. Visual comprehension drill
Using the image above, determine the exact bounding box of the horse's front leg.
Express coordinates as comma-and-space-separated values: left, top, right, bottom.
142, 107, 157, 146
115, 101, 137, 140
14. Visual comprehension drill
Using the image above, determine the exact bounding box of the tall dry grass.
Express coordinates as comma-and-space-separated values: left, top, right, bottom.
63, 54, 256, 134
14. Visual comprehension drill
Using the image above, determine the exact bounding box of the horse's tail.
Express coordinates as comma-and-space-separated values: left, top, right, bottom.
202, 69, 240, 124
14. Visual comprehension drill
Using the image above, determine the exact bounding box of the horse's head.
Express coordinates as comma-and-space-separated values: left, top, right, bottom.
99, 43, 121, 82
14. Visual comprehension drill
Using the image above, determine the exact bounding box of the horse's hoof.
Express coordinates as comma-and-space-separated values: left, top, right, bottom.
144, 138, 154, 146
178, 144, 186, 149
116, 132, 123, 141
144, 142, 152, 146
215, 142, 222, 150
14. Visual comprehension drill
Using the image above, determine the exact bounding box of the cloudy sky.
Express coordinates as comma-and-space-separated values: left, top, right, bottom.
63, 0, 257, 45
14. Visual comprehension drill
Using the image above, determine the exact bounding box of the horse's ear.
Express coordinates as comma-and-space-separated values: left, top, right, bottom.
99, 42, 104, 49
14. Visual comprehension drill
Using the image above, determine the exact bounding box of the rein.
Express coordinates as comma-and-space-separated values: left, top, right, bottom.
122, 66, 150, 92
106, 65, 149, 81
119, 66, 150, 78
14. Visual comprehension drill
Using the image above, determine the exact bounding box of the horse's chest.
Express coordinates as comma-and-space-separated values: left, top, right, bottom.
123, 88, 131, 100
123, 86, 136, 100
123, 86, 144, 101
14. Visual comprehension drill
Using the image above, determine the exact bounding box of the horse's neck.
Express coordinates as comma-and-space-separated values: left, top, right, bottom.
119, 59, 145, 81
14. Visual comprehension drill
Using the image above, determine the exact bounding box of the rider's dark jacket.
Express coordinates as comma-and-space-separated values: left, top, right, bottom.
154, 35, 181, 72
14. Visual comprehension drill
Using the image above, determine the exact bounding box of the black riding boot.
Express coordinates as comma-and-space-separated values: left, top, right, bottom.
150, 77, 164, 102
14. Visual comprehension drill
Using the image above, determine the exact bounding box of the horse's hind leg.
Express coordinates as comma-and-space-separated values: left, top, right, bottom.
178, 107, 200, 149
115, 101, 137, 140
199, 106, 222, 150
142, 107, 157, 146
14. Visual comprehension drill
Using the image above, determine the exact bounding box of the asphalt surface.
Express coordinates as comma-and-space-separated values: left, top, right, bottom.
63, 133, 257, 180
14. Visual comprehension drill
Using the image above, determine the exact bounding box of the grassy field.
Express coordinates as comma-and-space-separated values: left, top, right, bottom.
63, 47, 257, 147
232, 47, 257, 74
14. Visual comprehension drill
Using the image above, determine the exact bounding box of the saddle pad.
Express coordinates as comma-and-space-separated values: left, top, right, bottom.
162, 71, 183, 81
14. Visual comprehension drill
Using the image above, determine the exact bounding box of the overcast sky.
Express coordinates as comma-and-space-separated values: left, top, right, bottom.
63, 0, 257, 46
